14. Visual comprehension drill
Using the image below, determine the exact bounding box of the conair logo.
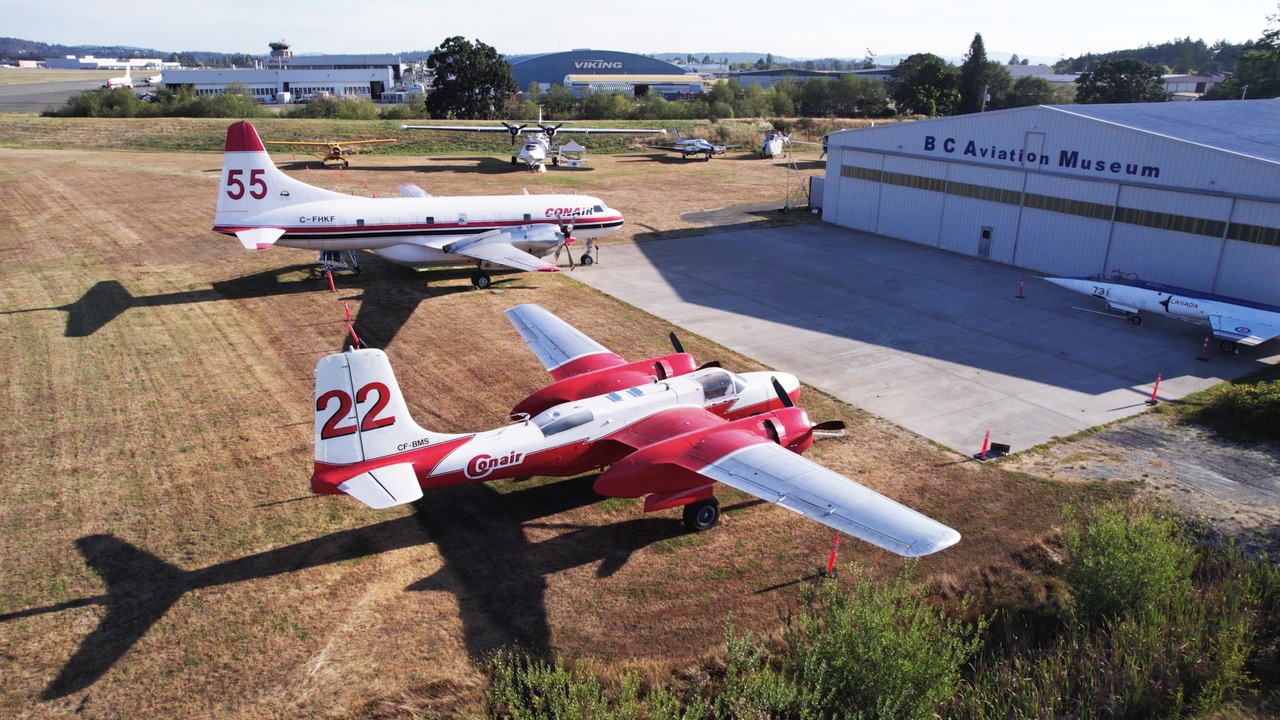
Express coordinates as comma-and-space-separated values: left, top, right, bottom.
546, 207, 595, 218
574, 61, 623, 69
465, 451, 524, 479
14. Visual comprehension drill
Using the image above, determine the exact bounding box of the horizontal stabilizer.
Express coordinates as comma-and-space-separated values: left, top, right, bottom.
397, 183, 431, 198
337, 462, 423, 509
235, 227, 286, 250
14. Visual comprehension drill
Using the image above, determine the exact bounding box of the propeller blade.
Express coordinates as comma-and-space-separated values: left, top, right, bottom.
771, 377, 795, 408
696, 361, 721, 370
669, 332, 685, 354
812, 420, 846, 432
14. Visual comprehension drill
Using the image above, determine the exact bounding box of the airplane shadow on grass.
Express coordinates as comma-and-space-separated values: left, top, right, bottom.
0, 257, 537, 349
5, 475, 681, 700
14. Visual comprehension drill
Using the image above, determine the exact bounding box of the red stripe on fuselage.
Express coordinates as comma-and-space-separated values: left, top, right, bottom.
212, 216, 625, 239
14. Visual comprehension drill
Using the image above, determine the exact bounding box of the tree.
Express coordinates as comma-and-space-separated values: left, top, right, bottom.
425, 36, 517, 119
1074, 58, 1171, 103
888, 53, 960, 116
1008, 53, 1021, 65
1203, 6, 1280, 99
1007, 75, 1058, 107
702, 55, 711, 64
958, 33, 991, 113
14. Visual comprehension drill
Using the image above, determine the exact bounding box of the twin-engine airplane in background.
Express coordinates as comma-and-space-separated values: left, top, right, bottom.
402, 110, 665, 172
310, 304, 961, 557
651, 128, 740, 161
103, 66, 132, 88
263, 138, 398, 168
1044, 272, 1280, 352
213, 121, 620, 286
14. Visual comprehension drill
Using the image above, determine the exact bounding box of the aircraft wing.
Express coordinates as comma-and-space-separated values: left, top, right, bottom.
649, 144, 689, 153
397, 183, 431, 198
1210, 315, 1280, 347
553, 128, 666, 135
504, 303, 627, 379
696, 441, 961, 557
441, 229, 559, 273
400, 125, 514, 133
335, 139, 397, 146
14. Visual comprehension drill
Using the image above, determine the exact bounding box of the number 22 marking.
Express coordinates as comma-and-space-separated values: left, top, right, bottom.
317, 382, 396, 439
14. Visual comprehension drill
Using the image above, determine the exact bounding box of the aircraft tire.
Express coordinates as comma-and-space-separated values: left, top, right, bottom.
1129, 315, 1143, 325
682, 498, 720, 532
1221, 340, 1237, 353
552, 156, 559, 166
511, 156, 518, 165
472, 272, 492, 289
581, 254, 594, 266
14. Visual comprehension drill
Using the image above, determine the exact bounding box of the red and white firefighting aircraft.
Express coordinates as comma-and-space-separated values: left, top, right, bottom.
213, 121, 619, 287
309, 304, 961, 557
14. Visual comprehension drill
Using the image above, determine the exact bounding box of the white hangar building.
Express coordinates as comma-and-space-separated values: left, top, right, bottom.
819, 99, 1280, 305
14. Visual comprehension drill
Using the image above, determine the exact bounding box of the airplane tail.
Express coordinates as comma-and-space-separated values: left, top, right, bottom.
214, 121, 348, 247
670, 127, 683, 142
311, 349, 458, 508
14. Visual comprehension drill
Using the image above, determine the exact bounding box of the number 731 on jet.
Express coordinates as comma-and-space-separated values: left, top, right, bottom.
310, 304, 960, 557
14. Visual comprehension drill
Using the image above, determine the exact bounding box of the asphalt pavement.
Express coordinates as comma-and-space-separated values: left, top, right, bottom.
573, 222, 1278, 455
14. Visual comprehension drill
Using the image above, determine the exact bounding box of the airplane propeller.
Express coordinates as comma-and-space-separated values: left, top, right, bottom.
502, 122, 528, 146
668, 331, 721, 369
770, 376, 846, 438
552, 217, 577, 269
540, 122, 565, 139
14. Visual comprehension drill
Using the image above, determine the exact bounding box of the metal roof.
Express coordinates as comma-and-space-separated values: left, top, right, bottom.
1049, 99, 1280, 164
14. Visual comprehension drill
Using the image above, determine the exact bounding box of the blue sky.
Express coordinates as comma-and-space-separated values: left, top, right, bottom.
13, 0, 1273, 62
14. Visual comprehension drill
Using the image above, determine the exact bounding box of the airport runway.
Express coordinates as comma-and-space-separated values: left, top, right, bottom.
573, 222, 1277, 455
0, 78, 105, 114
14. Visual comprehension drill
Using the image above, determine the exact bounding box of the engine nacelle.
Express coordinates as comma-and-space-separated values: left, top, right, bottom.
593, 407, 814, 499
512, 353, 699, 418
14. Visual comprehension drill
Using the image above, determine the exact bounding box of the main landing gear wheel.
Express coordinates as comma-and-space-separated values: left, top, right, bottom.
682, 498, 720, 532
1221, 339, 1238, 353
471, 272, 492, 289
1129, 315, 1143, 325
511, 156, 519, 165
580, 252, 594, 266
552, 156, 559, 166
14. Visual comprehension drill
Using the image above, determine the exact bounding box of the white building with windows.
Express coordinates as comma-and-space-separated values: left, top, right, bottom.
820, 99, 1280, 305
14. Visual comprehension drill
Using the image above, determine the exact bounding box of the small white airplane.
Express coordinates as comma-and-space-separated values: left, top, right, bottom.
1043, 272, 1280, 352
759, 129, 825, 159
103, 66, 132, 89
144, 73, 163, 86
401, 110, 665, 172
310, 303, 961, 556
651, 128, 739, 161
213, 121, 620, 286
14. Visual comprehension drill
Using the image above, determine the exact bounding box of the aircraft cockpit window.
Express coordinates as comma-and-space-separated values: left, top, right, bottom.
593, 205, 604, 213
696, 370, 735, 400
534, 408, 595, 435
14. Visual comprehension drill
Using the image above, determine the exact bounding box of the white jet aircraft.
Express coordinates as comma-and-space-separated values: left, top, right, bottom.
402, 110, 664, 172
212, 121, 620, 286
1044, 272, 1280, 352
103, 66, 133, 88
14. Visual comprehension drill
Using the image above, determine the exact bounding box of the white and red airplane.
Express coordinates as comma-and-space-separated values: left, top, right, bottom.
402, 110, 665, 173
103, 66, 133, 89
309, 304, 961, 557
213, 121, 621, 286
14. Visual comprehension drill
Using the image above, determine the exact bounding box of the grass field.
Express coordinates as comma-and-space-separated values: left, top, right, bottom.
0, 118, 1127, 717
0, 68, 116, 86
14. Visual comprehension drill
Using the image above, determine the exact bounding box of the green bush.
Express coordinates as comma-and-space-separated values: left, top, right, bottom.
1063, 504, 1195, 623
1188, 378, 1280, 442
782, 569, 983, 720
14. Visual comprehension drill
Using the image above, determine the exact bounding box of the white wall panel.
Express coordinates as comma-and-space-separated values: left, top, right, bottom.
1105, 226, 1222, 289
1013, 212, 1112, 276
1214, 241, 1280, 305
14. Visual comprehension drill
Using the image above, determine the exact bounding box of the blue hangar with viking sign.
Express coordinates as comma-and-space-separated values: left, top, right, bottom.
508, 49, 703, 98
817, 99, 1280, 305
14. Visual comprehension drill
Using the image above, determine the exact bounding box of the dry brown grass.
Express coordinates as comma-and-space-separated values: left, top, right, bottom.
0, 69, 116, 86
0, 120, 1121, 718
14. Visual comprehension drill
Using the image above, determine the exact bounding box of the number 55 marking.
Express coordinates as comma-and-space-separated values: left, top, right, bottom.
226, 168, 267, 200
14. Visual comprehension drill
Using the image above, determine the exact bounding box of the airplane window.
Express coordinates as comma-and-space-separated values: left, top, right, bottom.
593, 205, 604, 213
696, 370, 734, 400
534, 408, 594, 435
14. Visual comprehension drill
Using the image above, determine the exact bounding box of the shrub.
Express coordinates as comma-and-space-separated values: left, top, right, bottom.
1063, 504, 1194, 623
1188, 378, 1280, 442
783, 568, 983, 720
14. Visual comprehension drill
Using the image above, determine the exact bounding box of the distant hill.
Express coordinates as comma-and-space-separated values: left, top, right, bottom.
0, 37, 170, 61
1054, 37, 1247, 75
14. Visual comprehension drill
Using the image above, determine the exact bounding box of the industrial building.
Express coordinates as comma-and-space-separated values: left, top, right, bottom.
510, 50, 696, 96
818, 99, 1280, 305
159, 41, 404, 103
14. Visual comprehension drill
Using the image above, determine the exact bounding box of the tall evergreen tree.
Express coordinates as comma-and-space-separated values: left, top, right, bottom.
958, 33, 990, 113
425, 36, 516, 120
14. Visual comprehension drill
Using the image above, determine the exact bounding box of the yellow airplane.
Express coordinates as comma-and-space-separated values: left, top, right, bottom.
263, 138, 397, 168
